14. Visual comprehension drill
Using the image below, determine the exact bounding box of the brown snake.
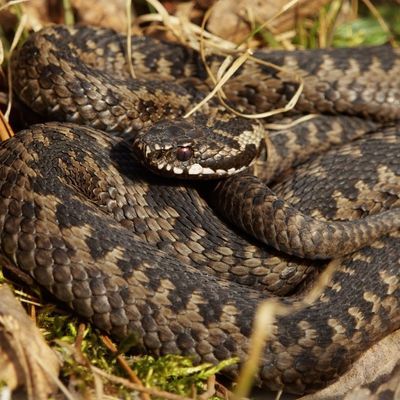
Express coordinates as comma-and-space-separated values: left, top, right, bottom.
1, 25, 399, 394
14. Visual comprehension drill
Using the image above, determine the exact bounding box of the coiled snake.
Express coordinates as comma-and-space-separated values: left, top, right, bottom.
1, 25, 399, 394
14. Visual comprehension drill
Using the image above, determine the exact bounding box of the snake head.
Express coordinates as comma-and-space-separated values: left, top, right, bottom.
132, 118, 262, 179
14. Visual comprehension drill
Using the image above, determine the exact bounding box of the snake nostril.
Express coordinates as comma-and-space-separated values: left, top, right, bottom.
176, 146, 193, 162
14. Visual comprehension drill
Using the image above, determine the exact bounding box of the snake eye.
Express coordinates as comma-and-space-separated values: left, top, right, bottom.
176, 146, 193, 162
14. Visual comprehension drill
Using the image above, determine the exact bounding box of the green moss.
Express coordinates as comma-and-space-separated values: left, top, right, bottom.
132, 354, 238, 398
333, 17, 389, 47
34, 304, 235, 398
292, 2, 399, 48
62, 0, 75, 26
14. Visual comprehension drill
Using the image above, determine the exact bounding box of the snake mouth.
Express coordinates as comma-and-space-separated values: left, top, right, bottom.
153, 162, 248, 179
132, 138, 248, 179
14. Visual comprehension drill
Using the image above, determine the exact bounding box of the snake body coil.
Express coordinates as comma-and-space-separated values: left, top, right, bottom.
2, 25, 400, 394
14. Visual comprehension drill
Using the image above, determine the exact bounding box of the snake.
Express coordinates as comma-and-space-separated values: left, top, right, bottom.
0, 24, 399, 394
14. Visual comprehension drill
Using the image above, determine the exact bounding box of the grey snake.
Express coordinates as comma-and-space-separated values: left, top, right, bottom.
0, 25, 399, 394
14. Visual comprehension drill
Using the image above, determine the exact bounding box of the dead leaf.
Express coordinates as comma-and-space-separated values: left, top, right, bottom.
206, 0, 331, 43
20, 0, 54, 29
71, 0, 128, 31
300, 329, 400, 399
0, 285, 60, 400
343, 362, 400, 400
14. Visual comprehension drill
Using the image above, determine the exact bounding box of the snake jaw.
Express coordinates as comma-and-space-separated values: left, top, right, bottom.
132, 118, 259, 179
132, 138, 251, 179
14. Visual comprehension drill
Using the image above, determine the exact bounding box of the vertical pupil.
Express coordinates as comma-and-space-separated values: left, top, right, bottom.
176, 147, 193, 161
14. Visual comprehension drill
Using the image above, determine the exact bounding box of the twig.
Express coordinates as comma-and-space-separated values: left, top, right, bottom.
100, 335, 150, 400
215, 381, 232, 400
198, 375, 216, 400
74, 323, 89, 366
29, 302, 36, 322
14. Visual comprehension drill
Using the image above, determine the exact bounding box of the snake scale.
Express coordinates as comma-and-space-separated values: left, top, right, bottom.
0, 25, 399, 394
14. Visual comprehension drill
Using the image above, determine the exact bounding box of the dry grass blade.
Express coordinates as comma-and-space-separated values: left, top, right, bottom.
140, 0, 241, 52
0, 0, 29, 111
218, 55, 304, 120
194, 5, 304, 122
126, 0, 136, 78
184, 59, 304, 121
0, 111, 14, 140
234, 299, 283, 398
234, 260, 339, 398
141, 0, 305, 122
5, 13, 27, 121
361, 0, 397, 46
264, 114, 318, 130
192, 54, 304, 121
320, 0, 344, 47
13, 296, 42, 308
0, 0, 28, 12
198, 1, 223, 90
62, 0, 74, 25
184, 49, 253, 119
145, 0, 184, 42
33, 354, 75, 400
0, 38, 3, 66
238, 0, 300, 47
